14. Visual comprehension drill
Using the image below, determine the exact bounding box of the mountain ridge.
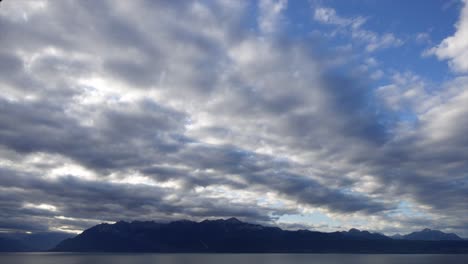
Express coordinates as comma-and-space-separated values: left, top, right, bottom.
51, 218, 468, 253
0, 232, 71, 252
393, 228, 463, 241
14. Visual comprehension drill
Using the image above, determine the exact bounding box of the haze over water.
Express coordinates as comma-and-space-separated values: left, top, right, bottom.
1, 253, 468, 264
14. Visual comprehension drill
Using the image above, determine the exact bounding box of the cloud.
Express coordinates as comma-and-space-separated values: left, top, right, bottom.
313, 6, 403, 52
369, 74, 468, 234
0, 0, 467, 237
314, 7, 365, 28
258, 0, 288, 34
429, 0, 468, 73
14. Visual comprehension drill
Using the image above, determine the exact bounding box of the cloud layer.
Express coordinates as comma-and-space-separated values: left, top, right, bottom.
0, 0, 467, 236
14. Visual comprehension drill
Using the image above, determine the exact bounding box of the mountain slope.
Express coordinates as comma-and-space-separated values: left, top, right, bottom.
52, 218, 468, 253
402, 228, 463, 241
0, 232, 72, 252
340, 228, 390, 240
0, 237, 28, 252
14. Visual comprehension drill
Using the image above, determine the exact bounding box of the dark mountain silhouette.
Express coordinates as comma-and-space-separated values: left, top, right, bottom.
339, 228, 390, 240
0, 232, 71, 252
0, 237, 27, 252
396, 228, 463, 241
53, 218, 468, 253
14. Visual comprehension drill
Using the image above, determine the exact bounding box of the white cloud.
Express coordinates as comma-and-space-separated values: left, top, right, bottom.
0, 0, 47, 22
258, 0, 288, 34
24, 203, 58, 212
376, 72, 430, 113
314, 7, 365, 28
313, 6, 403, 52
363, 32, 403, 52
415, 32, 431, 44
429, 0, 468, 73
370, 70, 384, 80
314, 7, 349, 26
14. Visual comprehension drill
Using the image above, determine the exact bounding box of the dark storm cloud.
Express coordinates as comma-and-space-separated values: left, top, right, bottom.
0, 0, 467, 236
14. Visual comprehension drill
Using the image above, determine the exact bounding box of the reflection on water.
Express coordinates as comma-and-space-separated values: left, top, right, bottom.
1, 253, 467, 264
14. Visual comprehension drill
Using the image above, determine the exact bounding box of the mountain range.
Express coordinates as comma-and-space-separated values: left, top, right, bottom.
391, 228, 462, 241
0, 232, 71, 252
1, 218, 466, 253
48, 218, 468, 253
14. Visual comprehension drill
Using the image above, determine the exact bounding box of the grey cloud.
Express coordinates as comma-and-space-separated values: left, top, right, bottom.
0, 0, 467, 236
0, 167, 286, 232
172, 144, 392, 214
0, 96, 187, 172
0, 53, 23, 76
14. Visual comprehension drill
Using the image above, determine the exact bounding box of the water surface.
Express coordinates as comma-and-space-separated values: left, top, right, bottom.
1, 253, 468, 264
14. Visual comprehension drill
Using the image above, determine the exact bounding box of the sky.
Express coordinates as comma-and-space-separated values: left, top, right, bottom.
0, 0, 467, 237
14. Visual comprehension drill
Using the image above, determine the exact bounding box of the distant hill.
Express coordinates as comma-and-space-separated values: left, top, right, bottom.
339, 228, 390, 240
396, 228, 463, 241
0, 232, 72, 252
0, 237, 27, 252
52, 218, 468, 253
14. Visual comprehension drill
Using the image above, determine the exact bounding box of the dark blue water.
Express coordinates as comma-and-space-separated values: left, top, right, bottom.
1, 253, 468, 264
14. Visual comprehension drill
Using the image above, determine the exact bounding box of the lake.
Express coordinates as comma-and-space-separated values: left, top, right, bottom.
1, 253, 468, 264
